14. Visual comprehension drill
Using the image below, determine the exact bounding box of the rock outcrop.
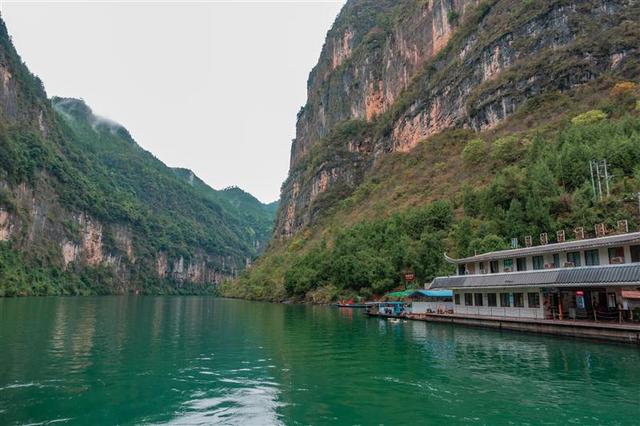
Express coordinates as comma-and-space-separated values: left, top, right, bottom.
0, 16, 277, 295
275, 0, 640, 237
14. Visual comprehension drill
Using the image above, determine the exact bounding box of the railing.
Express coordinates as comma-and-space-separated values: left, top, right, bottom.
451, 305, 639, 323
455, 305, 544, 319
548, 307, 634, 324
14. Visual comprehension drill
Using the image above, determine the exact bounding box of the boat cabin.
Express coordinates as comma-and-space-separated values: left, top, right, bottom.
365, 301, 406, 317
430, 231, 640, 321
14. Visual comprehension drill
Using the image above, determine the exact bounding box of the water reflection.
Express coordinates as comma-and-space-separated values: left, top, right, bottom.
0, 298, 638, 425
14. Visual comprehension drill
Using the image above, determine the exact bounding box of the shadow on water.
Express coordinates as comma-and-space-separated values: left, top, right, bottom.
0, 297, 638, 425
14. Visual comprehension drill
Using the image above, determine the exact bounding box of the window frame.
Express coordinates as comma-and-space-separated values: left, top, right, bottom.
567, 251, 581, 267
474, 293, 484, 306
503, 258, 513, 271
513, 292, 524, 308
527, 292, 540, 308
487, 293, 497, 307
584, 249, 600, 266
608, 247, 625, 264
500, 293, 511, 307
532, 255, 544, 270
464, 293, 473, 306
516, 257, 527, 271
454, 294, 460, 305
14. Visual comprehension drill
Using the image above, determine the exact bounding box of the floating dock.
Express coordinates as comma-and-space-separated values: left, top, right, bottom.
367, 311, 640, 345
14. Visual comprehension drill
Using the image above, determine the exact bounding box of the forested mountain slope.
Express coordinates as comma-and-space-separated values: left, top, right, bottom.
222, 0, 640, 302
0, 17, 275, 296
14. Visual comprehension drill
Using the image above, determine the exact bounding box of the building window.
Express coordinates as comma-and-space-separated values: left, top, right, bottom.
532, 256, 544, 270
487, 293, 497, 307
474, 293, 484, 306
490, 260, 499, 273
500, 293, 511, 307
504, 258, 513, 271
464, 293, 473, 306
513, 293, 524, 308
567, 251, 581, 267
528, 292, 540, 308
608, 247, 625, 264
458, 265, 466, 275
631, 245, 640, 263
584, 249, 599, 266
454, 294, 460, 305
479, 262, 486, 274
607, 293, 617, 308
553, 253, 560, 268
516, 257, 527, 271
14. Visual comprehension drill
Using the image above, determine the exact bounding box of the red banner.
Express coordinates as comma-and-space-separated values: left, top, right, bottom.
621, 290, 640, 299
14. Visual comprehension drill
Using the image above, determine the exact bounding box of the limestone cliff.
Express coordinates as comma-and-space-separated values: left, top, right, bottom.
276, 0, 640, 237
0, 17, 276, 295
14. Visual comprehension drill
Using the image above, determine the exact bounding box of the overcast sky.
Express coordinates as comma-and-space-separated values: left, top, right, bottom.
0, 1, 346, 203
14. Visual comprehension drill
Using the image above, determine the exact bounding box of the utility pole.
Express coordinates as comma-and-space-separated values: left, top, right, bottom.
590, 161, 597, 201
590, 159, 612, 201
595, 160, 603, 201
603, 159, 610, 197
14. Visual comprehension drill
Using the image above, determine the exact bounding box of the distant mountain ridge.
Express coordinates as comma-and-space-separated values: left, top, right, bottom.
0, 17, 276, 296
172, 167, 278, 253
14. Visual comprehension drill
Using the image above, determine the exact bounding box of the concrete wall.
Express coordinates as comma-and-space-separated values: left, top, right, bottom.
454, 288, 545, 319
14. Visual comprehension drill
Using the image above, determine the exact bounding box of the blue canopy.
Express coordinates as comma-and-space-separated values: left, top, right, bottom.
410, 289, 452, 298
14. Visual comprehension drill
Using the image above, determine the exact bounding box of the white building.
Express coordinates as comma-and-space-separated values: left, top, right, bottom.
429, 231, 640, 321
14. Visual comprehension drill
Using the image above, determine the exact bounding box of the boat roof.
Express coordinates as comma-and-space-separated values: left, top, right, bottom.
429, 263, 640, 290
445, 231, 640, 264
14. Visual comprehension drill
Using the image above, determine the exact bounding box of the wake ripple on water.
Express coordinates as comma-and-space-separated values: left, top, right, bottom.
163, 380, 285, 425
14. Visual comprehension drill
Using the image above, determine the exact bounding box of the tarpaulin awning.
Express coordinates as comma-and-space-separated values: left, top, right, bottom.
409, 289, 453, 298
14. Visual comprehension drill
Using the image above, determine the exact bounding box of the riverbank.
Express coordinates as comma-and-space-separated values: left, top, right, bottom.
218, 280, 355, 304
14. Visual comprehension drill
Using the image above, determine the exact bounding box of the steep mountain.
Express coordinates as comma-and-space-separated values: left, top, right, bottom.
223, 0, 640, 302
0, 17, 276, 296
172, 168, 278, 254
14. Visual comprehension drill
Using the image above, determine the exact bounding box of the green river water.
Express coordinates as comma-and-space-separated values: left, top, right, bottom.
0, 297, 638, 425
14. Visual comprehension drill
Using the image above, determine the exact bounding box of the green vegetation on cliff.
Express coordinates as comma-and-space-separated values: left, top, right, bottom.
0, 18, 276, 296
222, 0, 640, 302
222, 81, 640, 302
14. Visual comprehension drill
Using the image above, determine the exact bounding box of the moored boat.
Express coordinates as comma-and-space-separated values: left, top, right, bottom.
333, 299, 367, 308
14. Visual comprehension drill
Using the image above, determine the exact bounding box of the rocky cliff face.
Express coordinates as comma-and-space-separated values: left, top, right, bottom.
276, 0, 640, 237
0, 17, 276, 295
